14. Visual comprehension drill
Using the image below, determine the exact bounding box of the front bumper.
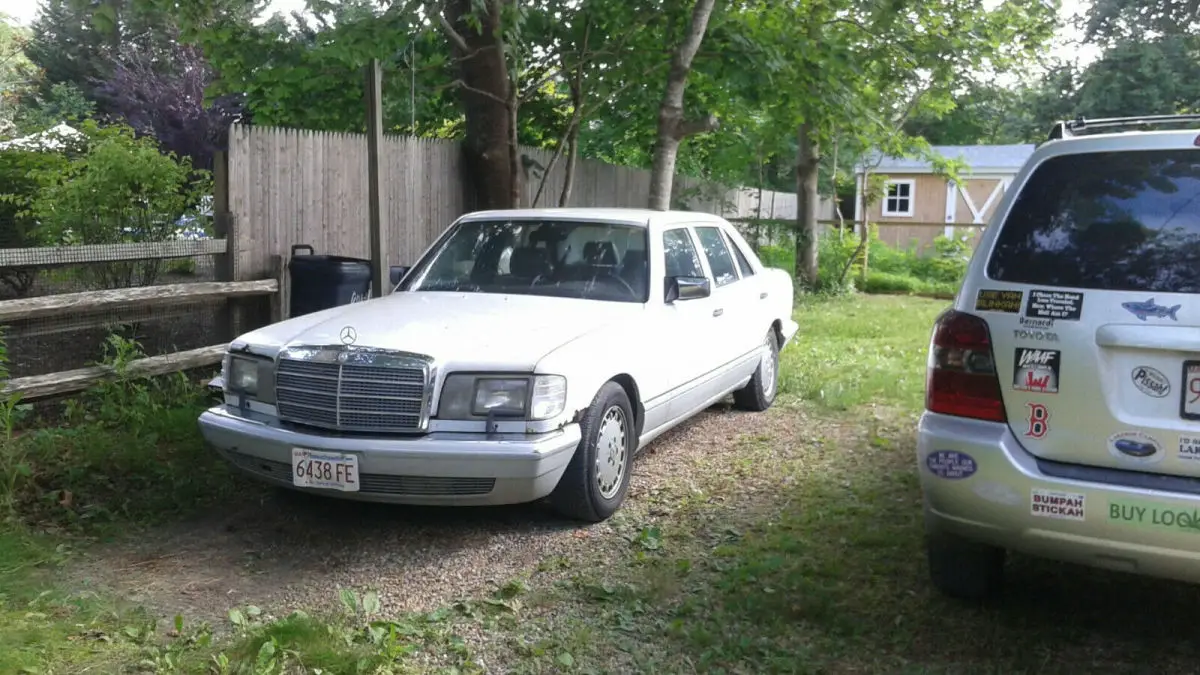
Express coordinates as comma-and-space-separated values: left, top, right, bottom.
919, 411, 1200, 584
199, 405, 580, 506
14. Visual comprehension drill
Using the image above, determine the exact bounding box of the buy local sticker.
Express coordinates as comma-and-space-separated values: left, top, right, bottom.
1108, 498, 1200, 535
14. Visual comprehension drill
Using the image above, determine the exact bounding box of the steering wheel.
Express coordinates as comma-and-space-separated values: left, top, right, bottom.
592, 274, 639, 299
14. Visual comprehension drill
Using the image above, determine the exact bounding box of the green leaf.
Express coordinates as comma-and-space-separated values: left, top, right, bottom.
557, 652, 575, 667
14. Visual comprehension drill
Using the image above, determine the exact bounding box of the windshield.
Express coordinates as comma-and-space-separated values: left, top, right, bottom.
406, 219, 650, 303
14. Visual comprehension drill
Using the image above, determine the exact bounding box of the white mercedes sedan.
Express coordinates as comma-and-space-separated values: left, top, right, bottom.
199, 208, 798, 522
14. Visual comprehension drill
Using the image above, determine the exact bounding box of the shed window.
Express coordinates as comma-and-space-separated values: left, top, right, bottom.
883, 180, 915, 217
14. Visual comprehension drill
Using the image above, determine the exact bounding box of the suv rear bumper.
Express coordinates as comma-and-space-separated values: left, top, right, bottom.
918, 411, 1200, 584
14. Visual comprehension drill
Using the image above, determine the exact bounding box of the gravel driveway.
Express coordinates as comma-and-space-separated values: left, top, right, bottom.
71, 402, 780, 626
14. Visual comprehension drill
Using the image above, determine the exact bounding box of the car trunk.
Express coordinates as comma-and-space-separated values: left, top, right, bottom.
980, 143, 1200, 475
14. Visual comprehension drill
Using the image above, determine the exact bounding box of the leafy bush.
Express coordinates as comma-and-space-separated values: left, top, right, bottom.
0, 146, 73, 297
27, 122, 211, 289
3, 333, 233, 529
753, 227, 968, 299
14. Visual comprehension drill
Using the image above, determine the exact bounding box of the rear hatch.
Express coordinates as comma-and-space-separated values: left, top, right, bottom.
972, 138, 1200, 475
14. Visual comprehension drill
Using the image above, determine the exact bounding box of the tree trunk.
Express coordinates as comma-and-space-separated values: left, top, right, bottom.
647, 0, 719, 211
559, 123, 579, 207
441, 0, 514, 210
795, 121, 820, 288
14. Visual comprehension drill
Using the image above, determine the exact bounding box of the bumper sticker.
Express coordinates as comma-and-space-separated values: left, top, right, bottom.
1025, 289, 1083, 321
1108, 430, 1163, 464
925, 450, 977, 479
1109, 498, 1200, 535
1013, 348, 1060, 394
1031, 488, 1085, 521
975, 289, 1022, 313
1179, 435, 1200, 462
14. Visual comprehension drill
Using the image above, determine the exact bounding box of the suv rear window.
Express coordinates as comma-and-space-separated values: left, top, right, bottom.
987, 149, 1200, 292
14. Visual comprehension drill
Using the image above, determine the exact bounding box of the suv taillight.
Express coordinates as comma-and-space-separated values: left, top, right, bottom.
926, 309, 1006, 422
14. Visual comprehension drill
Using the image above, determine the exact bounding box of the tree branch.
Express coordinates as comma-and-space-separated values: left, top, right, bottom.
677, 114, 719, 138
434, 6, 471, 54
440, 78, 509, 104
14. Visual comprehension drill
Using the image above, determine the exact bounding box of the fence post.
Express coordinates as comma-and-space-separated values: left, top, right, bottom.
365, 59, 386, 300
211, 150, 238, 343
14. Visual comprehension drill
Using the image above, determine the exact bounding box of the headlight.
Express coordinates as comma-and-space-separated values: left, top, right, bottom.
227, 356, 262, 396
438, 374, 567, 421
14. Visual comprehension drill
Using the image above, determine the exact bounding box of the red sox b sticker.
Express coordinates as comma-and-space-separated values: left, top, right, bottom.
1026, 403, 1049, 438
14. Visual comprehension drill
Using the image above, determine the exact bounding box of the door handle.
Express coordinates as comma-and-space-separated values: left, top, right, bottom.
713, 308, 724, 317
760, 292, 768, 299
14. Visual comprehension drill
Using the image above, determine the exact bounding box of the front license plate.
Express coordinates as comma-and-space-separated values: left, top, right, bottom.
1182, 361, 1200, 421
291, 448, 360, 492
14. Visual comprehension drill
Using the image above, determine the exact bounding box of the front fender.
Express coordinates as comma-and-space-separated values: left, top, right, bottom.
534, 318, 656, 423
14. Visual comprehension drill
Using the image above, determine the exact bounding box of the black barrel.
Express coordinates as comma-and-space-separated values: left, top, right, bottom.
287, 244, 372, 318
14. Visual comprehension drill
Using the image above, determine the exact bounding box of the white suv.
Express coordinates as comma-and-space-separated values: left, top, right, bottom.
917, 115, 1200, 600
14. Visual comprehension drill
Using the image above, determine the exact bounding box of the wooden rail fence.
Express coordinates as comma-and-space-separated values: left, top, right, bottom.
0, 237, 281, 401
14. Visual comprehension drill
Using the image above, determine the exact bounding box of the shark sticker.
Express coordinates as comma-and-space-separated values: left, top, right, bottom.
1122, 298, 1181, 322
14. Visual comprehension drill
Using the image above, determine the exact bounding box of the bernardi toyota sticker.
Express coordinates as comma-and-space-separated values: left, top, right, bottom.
1109, 498, 1200, 535
1030, 488, 1084, 521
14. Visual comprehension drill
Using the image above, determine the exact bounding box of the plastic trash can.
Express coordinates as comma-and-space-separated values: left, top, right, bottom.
287, 244, 372, 318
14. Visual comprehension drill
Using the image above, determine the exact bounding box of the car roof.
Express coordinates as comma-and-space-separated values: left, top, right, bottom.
458, 207, 729, 229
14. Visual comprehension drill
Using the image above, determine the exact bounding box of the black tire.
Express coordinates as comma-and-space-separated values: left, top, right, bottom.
733, 328, 779, 412
926, 532, 1006, 602
549, 381, 635, 522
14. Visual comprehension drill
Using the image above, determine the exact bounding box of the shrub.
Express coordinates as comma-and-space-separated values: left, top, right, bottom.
27, 122, 211, 289
0, 146, 74, 297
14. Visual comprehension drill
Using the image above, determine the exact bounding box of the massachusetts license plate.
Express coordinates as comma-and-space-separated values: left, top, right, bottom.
291, 448, 360, 492
1182, 361, 1200, 421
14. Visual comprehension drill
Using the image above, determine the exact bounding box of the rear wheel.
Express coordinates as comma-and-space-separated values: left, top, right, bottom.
733, 329, 779, 412
549, 382, 635, 522
926, 532, 1006, 602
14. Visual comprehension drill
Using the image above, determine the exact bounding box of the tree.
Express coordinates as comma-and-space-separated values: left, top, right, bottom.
0, 15, 40, 136
94, 41, 245, 170
725, 0, 1056, 287
647, 0, 719, 210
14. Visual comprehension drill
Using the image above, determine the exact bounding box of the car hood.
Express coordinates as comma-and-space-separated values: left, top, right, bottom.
232, 291, 638, 369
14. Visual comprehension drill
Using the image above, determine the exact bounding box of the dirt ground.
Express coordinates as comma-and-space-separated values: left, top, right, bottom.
69, 402, 783, 627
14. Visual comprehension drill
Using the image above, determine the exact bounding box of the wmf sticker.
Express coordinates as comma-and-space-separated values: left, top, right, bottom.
1109, 498, 1200, 535
975, 289, 1023, 313
1179, 435, 1200, 462
1031, 488, 1085, 522
1012, 348, 1060, 394
1025, 289, 1084, 321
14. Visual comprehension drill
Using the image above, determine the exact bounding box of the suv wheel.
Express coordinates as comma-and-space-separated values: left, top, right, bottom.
926, 532, 1006, 601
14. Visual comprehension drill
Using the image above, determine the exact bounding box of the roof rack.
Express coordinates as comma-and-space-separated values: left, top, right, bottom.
1047, 114, 1200, 141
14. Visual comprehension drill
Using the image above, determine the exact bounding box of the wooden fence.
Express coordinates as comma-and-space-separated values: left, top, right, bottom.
222, 125, 827, 285
0, 235, 280, 400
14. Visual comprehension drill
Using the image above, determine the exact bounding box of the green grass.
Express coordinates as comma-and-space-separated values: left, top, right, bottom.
781, 294, 947, 410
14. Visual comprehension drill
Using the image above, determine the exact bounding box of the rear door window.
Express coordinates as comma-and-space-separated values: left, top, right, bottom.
986, 149, 1200, 292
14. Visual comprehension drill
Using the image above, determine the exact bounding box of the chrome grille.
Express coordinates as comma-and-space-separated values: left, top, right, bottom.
274, 347, 431, 433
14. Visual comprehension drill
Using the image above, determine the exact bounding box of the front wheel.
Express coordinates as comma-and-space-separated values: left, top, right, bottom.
733, 329, 779, 412
549, 381, 636, 522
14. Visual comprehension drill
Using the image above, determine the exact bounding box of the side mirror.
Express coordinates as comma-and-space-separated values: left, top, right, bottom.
389, 265, 411, 288
664, 275, 711, 303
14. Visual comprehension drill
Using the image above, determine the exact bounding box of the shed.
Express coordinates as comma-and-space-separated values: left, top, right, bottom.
853, 143, 1036, 251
